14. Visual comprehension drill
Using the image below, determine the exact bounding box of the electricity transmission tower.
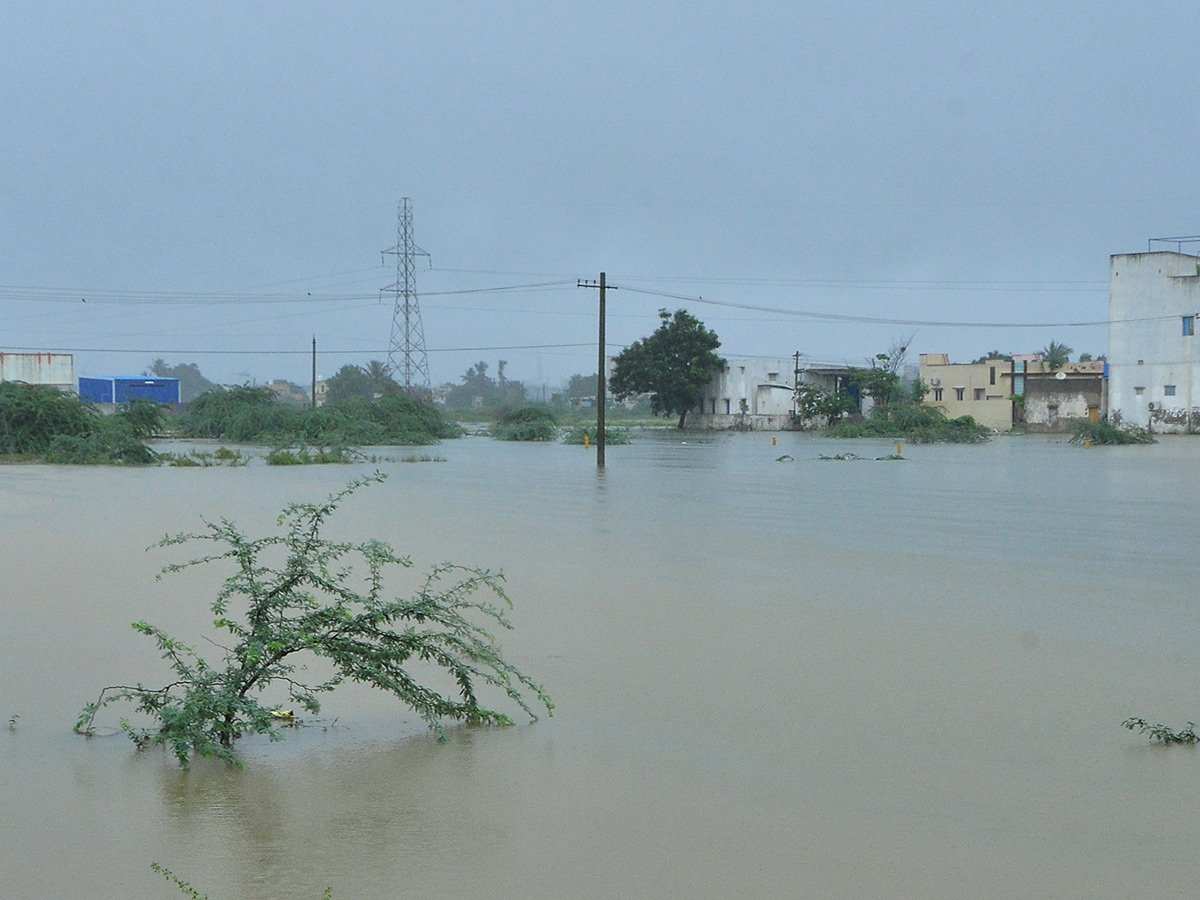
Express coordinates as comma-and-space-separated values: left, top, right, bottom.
382, 198, 431, 398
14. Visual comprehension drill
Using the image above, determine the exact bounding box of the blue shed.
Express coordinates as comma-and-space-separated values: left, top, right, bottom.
79, 376, 181, 405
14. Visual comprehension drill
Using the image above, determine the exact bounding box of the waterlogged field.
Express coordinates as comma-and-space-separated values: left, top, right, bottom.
3, 431, 1200, 899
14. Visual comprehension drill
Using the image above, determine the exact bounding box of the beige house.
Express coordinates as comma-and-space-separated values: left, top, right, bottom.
918, 354, 1014, 430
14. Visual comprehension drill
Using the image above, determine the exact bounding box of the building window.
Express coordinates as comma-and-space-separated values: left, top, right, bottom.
1134, 386, 1145, 395
933, 387, 943, 402
724, 398, 731, 414
767, 372, 778, 382
1165, 384, 1177, 397
973, 388, 985, 400
955, 387, 965, 401
710, 399, 716, 414
989, 366, 996, 385
1185, 316, 1195, 336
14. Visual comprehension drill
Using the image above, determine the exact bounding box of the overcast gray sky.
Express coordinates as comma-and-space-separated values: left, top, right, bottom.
2, 2, 1197, 390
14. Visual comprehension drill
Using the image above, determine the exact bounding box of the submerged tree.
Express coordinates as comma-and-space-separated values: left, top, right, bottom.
77, 474, 552, 767
609, 308, 725, 428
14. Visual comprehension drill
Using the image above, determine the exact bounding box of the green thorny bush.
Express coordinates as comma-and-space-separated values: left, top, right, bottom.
0, 381, 159, 463
77, 474, 552, 767
490, 406, 558, 441
179, 385, 460, 446
1070, 420, 1156, 445
826, 402, 991, 443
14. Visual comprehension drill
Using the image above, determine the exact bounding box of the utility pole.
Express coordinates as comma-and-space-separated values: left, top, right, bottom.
577, 273, 613, 468
382, 198, 432, 399
311, 336, 317, 409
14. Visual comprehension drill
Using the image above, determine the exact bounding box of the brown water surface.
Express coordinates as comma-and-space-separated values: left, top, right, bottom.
2, 432, 1198, 898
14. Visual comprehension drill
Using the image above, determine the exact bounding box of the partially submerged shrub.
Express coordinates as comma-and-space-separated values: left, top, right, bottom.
1123, 717, 1199, 744
491, 406, 558, 441
561, 426, 632, 445
76, 474, 552, 767
1071, 420, 1155, 445
826, 403, 990, 443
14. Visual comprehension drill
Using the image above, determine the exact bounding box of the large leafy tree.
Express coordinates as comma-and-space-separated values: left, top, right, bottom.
145, 360, 219, 403
610, 309, 724, 428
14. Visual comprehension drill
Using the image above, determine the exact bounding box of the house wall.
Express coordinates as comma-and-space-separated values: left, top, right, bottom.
1109, 251, 1200, 432
0, 352, 74, 389
1021, 369, 1103, 432
691, 357, 796, 429
918, 354, 1013, 430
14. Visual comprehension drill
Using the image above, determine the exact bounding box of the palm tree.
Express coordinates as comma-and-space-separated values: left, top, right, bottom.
1041, 341, 1072, 371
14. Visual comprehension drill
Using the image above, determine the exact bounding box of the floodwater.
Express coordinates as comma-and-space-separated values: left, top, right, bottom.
2, 431, 1199, 899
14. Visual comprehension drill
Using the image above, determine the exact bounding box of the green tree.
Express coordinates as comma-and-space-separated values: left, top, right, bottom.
609, 309, 725, 428
324, 364, 376, 405
1041, 341, 1073, 371
76, 475, 551, 768
146, 360, 219, 403
793, 382, 857, 425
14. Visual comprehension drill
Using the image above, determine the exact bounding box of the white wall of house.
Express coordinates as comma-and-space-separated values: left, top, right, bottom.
0, 352, 74, 389
1109, 251, 1200, 432
691, 357, 796, 429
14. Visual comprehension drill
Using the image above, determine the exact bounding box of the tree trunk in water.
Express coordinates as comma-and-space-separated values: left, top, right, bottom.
677, 410, 687, 428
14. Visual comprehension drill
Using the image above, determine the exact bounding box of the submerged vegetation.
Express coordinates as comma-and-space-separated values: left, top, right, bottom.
490, 406, 558, 441
826, 404, 990, 443
1122, 717, 1199, 744
1070, 420, 1156, 445
76, 474, 552, 768
561, 426, 632, 445
0, 382, 160, 464
179, 386, 459, 446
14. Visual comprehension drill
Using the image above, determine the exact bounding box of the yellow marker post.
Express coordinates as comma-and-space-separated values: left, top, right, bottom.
772, 437, 777, 446
584, 433, 590, 449
897, 442, 903, 455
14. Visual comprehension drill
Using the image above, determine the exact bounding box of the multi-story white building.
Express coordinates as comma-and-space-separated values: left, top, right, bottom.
1109, 251, 1200, 432
690, 357, 797, 429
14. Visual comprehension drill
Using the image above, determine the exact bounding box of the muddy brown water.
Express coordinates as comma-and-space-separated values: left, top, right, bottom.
2, 431, 1199, 899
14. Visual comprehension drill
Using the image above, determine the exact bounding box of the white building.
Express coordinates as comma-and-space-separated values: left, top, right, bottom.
1109, 251, 1200, 432
0, 352, 74, 389
690, 357, 797, 429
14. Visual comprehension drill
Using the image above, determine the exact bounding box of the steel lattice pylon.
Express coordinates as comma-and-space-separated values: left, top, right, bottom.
382, 198, 431, 398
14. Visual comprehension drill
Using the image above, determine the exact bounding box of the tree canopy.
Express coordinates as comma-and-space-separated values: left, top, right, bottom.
609, 309, 724, 428
145, 360, 219, 403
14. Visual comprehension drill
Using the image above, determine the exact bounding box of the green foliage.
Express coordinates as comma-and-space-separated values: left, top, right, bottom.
793, 382, 858, 425
116, 398, 169, 439
325, 362, 399, 406
970, 351, 1013, 364
1123, 717, 1199, 744
442, 359, 528, 410
609, 308, 725, 428
561, 426, 632, 445
491, 406, 558, 441
157, 448, 249, 467
826, 403, 990, 443
266, 447, 353, 465
1041, 340, 1073, 370
0, 381, 96, 455
77, 475, 552, 768
1070, 420, 1155, 445
178, 385, 458, 446
0, 381, 159, 463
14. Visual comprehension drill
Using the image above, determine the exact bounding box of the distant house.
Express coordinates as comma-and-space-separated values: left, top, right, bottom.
919, 354, 1014, 430
918, 354, 1104, 432
1012, 356, 1104, 432
0, 351, 74, 390
78, 376, 181, 405
690, 357, 797, 430
1109, 250, 1200, 432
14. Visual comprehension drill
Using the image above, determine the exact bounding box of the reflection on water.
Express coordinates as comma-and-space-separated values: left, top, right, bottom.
3, 432, 1200, 898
